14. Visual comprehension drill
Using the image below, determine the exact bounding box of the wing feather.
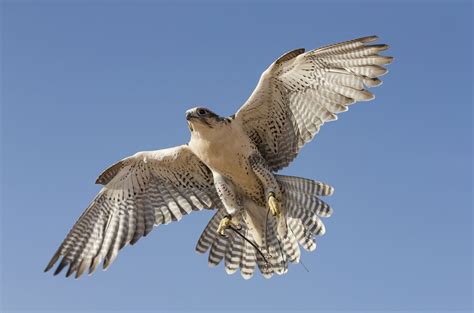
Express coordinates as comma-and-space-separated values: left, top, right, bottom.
45, 145, 219, 278
236, 36, 392, 170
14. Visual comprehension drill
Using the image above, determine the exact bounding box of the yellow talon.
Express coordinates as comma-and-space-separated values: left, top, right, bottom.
217, 215, 232, 236
268, 192, 281, 217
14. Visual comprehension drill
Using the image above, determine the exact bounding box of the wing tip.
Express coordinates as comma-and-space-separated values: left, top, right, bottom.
75, 259, 89, 279
45, 252, 100, 279
44, 262, 55, 273
103, 253, 118, 270
364, 77, 383, 88
359, 35, 379, 43
53, 258, 69, 276
371, 43, 389, 51
65, 264, 76, 278
44, 249, 61, 273
361, 90, 376, 101
275, 48, 306, 65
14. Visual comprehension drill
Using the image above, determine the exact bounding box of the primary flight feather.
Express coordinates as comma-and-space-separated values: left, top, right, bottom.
45, 35, 392, 279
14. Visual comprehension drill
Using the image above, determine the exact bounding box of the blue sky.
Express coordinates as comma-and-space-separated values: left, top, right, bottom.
1, 1, 472, 312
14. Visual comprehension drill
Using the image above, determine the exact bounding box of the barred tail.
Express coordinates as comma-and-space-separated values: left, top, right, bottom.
195, 175, 334, 279
195, 208, 275, 279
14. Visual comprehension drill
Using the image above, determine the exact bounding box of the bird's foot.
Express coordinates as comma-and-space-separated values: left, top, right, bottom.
217, 215, 237, 236
268, 192, 281, 217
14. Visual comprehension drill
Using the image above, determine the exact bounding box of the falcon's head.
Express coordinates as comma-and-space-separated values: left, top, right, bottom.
185, 107, 231, 134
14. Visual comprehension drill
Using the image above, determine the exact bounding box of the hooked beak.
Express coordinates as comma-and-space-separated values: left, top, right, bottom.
186, 110, 197, 121
186, 109, 197, 132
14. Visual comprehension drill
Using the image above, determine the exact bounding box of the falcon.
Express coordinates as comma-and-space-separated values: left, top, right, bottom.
45, 36, 392, 279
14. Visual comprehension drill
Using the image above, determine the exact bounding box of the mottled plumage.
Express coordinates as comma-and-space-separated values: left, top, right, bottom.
45, 36, 392, 279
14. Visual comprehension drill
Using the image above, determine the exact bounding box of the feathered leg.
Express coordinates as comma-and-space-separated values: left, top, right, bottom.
249, 153, 282, 217
212, 172, 242, 235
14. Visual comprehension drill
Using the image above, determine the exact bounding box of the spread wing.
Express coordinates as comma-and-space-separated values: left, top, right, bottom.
45, 145, 220, 278
235, 36, 393, 171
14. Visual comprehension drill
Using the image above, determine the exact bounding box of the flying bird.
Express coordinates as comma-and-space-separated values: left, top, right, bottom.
45, 36, 392, 279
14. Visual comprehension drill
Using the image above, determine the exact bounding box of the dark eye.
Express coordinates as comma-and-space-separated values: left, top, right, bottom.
198, 109, 207, 115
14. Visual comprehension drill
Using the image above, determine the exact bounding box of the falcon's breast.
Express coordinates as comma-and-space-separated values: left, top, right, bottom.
188, 120, 263, 201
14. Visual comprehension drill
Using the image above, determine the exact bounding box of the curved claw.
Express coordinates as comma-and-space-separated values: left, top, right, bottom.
217, 215, 235, 236
268, 192, 281, 218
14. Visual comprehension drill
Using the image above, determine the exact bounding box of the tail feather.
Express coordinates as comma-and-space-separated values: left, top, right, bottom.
282, 228, 301, 262
276, 174, 334, 196
288, 217, 317, 251
195, 209, 224, 253
195, 175, 334, 279
285, 191, 333, 218
239, 230, 257, 279
224, 233, 242, 274
286, 200, 326, 237
256, 251, 273, 278
208, 235, 227, 267
262, 215, 288, 275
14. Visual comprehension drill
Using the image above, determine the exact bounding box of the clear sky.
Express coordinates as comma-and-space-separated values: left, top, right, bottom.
1, 1, 472, 312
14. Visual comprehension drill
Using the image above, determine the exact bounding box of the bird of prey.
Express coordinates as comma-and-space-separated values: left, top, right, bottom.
45, 36, 392, 279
